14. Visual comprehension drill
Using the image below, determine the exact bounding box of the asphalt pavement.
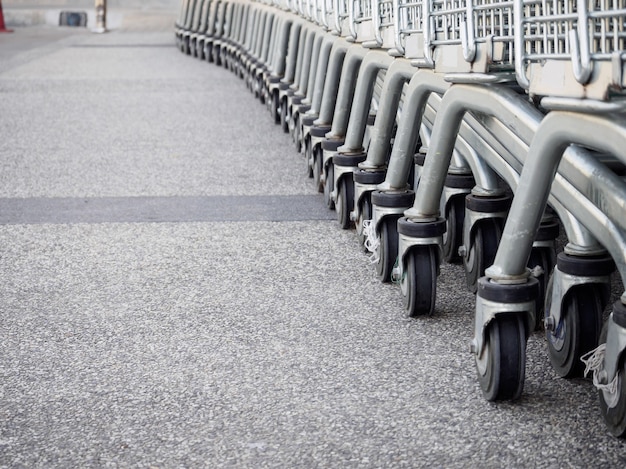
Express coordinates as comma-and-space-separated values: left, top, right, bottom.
1, 21, 626, 468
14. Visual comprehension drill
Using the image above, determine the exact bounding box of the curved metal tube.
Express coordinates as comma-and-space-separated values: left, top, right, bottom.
260, 13, 275, 64
373, 70, 450, 186
273, 18, 293, 77
488, 112, 626, 281
304, 32, 324, 103
320, 0, 329, 29
404, 84, 541, 218
333, 0, 341, 35
396, 82, 601, 255
266, 16, 279, 68
309, 34, 336, 114
570, 0, 593, 84
458, 98, 609, 251
363, 59, 418, 170
460, 2, 476, 63
339, 50, 395, 151
371, 0, 384, 47
328, 45, 369, 137
391, 0, 404, 56
316, 38, 350, 123
297, 26, 317, 97
551, 173, 609, 255
348, 0, 358, 40
290, 24, 307, 88
513, 0, 529, 90
421, 5, 435, 68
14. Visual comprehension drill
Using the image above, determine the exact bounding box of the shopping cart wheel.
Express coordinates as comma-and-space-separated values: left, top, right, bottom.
294, 116, 303, 153
280, 99, 289, 133
401, 245, 437, 317
214, 48, 222, 66
527, 246, 556, 330
546, 283, 603, 378
336, 173, 354, 229
271, 92, 280, 125
304, 137, 313, 178
324, 163, 335, 210
464, 218, 503, 293
376, 216, 399, 283
476, 313, 526, 401
443, 195, 465, 264
313, 146, 324, 193
356, 193, 372, 251
258, 83, 265, 105
598, 313, 626, 438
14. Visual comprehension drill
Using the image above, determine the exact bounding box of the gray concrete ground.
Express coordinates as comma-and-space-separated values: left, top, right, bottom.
1, 19, 626, 469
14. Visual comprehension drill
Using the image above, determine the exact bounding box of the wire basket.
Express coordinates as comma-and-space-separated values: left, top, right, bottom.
515, 0, 626, 100
349, 0, 375, 41
393, 0, 515, 72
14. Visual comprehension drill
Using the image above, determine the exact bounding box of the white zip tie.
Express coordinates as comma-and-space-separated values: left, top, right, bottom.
581, 344, 619, 395
529, 264, 545, 278
391, 257, 402, 284
362, 219, 380, 264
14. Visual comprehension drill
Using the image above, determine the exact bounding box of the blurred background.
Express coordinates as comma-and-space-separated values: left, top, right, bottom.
2, 0, 179, 30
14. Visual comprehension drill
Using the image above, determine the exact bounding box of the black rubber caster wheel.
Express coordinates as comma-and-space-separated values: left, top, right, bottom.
401, 245, 438, 317
294, 116, 303, 153
304, 137, 313, 178
257, 79, 265, 104
313, 146, 324, 193
443, 195, 465, 264
546, 283, 604, 378
356, 193, 372, 250
271, 92, 280, 125
336, 174, 354, 229
376, 216, 399, 283
464, 218, 503, 293
324, 163, 335, 210
476, 313, 526, 401
598, 317, 626, 438
280, 99, 289, 133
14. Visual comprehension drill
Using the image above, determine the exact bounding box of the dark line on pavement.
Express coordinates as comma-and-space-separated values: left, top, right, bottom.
0, 195, 335, 225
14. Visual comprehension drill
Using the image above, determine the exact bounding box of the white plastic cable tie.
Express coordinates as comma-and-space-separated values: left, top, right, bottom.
581, 344, 619, 395
362, 219, 380, 264
530, 264, 545, 278
391, 257, 402, 284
